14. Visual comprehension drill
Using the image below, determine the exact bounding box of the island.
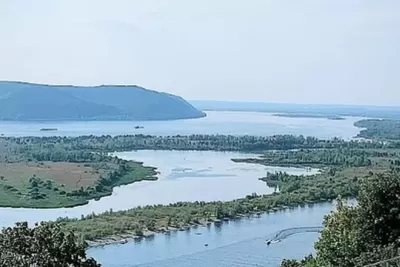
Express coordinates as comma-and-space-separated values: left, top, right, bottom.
0, 81, 205, 121
272, 113, 346, 120
40, 128, 58, 132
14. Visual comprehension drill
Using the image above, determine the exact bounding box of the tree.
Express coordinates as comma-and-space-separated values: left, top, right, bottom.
356, 171, 400, 249
308, 172, 400, 267
281, 255, 317, 267
282, 171, 400, 267
0, 222, 100, 267
314, 198, 361, 267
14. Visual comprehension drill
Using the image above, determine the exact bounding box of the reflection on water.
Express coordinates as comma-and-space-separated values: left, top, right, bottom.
0, 111, 362, 139
88, 203, 334, 267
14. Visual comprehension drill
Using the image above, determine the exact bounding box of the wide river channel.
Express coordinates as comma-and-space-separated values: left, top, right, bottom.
0, 111, 363, 266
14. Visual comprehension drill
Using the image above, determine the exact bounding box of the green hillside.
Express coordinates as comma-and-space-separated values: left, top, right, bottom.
0, 82, 205, 121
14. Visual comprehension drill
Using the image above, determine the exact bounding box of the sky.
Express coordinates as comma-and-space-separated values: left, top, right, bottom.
0, 0, 399, 106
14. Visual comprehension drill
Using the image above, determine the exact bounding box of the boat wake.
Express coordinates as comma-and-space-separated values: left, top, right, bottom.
265, 226, 323, 245
133, 226, 323, 267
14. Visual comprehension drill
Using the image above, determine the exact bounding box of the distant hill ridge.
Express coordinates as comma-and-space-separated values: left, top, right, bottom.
0, 81, 205, 121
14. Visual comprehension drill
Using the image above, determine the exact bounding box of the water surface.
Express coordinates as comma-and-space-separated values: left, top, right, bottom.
0, 150, 318, 227
88, 202, 334, 267
0, 111, 363, 139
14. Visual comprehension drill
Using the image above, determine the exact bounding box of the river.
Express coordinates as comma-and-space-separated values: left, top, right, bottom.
0, 150, 319, 227
87, 203, 334, 267
0, 111, 362, 266
0, 111, 363, 139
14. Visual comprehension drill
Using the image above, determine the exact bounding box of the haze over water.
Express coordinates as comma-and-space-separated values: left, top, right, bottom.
0, 111, 363, 139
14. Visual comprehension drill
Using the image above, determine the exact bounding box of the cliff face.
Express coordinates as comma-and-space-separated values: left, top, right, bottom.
0, 82, 205, 121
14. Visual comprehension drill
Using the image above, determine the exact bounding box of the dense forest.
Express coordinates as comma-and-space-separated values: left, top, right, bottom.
0, 222, 99, 266
232, 148, 381, 167
355, 119, 400, 140
0, 134, 393, 157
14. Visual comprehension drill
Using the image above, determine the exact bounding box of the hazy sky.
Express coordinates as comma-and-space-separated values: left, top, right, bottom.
1, 0, 399, 105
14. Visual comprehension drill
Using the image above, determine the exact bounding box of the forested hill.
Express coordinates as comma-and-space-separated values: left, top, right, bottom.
0, 81, 205, 121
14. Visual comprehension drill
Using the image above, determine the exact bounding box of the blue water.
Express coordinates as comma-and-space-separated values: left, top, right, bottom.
0, 111, 363, 139
0, 151, 319, 227
0, 111, 353, 265
88, 203, 334, 267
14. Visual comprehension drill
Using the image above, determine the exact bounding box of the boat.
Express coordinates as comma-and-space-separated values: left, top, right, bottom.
40, 128, 58, 132
134, 126, 144, 129
120, 239, 128, 244
265, 239, 280, 245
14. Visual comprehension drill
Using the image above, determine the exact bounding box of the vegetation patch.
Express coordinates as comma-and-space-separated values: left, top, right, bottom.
355, 119, 400, 140
0, 143, 157, 208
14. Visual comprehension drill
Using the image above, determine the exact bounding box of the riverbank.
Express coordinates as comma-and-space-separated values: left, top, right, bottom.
87, 202, 335, 267
0, 156, 158, 209
57, 175, 345, 247
80, 202, 318, 248
57, 147, 396, 246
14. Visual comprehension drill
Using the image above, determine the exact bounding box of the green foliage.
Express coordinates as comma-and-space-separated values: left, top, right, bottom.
235, 148, 373, 167
0, 222, 100, 267
314, 198, 361, 267
281, 255, 318, 267
57, 165, 365, 242
0, 141, 157, 208
356, 172, 400, 248
283, 171, 400, 267
355, 119, 400, 140
0, 134, 391, 158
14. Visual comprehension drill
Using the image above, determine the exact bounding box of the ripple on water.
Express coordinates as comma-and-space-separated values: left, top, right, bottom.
88, 203, 334, 267
104, 232, 320, 267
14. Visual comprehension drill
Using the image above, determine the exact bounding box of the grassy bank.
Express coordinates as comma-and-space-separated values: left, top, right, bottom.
0, 157, 157, 208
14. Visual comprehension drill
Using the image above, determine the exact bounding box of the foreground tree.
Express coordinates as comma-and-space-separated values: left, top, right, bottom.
356, 172, 400, 249
314, 198, 361, 267
281, 171, 400, 267
0, 222, 100, 267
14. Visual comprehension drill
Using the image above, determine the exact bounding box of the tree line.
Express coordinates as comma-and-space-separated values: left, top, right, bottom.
0, 134, 395, 157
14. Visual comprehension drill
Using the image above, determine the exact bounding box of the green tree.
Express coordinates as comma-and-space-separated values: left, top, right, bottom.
356, 171, 400, 249
0, 222, 100, 267
314, 198, 361, 267
301, 172, 400, 267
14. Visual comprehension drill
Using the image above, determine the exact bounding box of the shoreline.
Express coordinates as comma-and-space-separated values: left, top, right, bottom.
84, 202, 324, 248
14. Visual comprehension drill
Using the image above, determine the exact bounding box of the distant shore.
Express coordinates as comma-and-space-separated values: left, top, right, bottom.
272, 113, 346, 120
